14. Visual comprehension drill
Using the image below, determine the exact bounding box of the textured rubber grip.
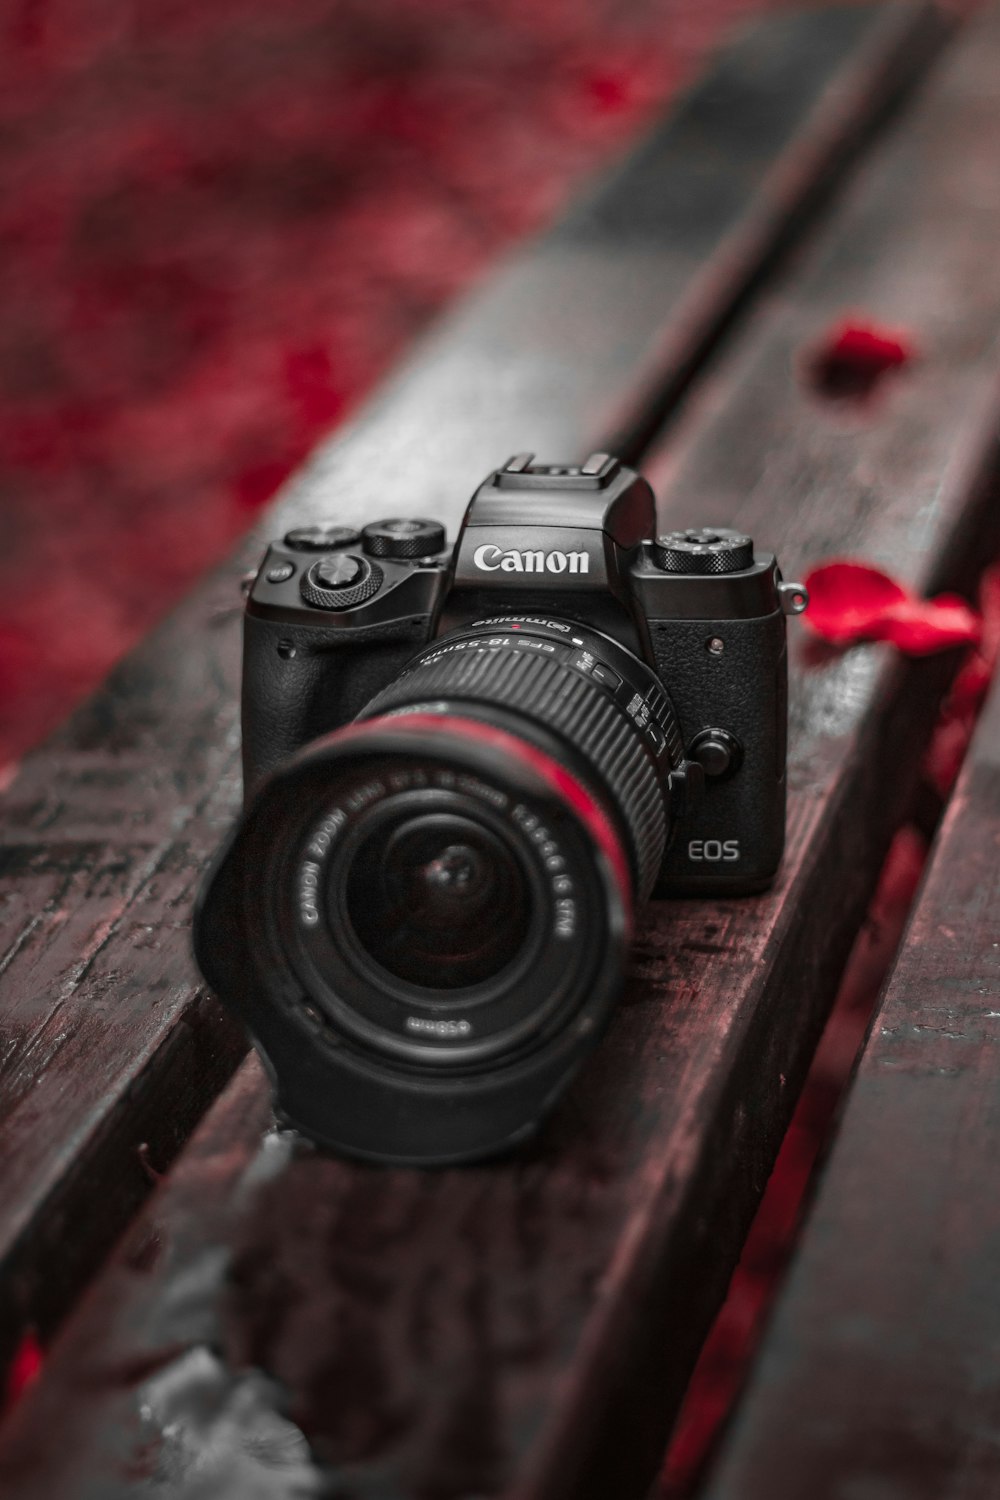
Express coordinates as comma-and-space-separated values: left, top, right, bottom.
362, 641, 670, 900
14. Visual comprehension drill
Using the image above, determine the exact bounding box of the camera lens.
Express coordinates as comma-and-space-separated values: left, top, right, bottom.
344, 811, 532, 989
194, 616, 685, 1161
222, 620, 681, 1074
361, 619, 682, 903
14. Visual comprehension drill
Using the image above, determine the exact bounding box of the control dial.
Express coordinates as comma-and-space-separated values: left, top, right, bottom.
284, 524, 360, 551
300, 554, 383, 610
653, 528, 754, 575
362, 518, 446, 559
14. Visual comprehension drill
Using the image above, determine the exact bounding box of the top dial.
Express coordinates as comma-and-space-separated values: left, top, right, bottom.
653, 527, 754, 575
362, 518, 446, 559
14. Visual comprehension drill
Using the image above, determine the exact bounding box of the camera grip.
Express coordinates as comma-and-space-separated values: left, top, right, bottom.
649, 610, 787, 893
241, 613, 428, 800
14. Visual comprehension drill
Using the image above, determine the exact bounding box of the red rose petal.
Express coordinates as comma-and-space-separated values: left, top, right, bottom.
802, 561, 907, 642
4, 1329, 43, 1412
808, 317, 915, 400
922, 562, 1000, 796
803, 561, 981, 656
825, 322, 912, 372
874, 594, 982, 654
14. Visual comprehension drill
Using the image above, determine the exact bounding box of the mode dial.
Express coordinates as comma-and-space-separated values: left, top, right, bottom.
300, 554, 383, 610
284, 524, 360, 551
362, 518, 446, 559
653, 528, 754, 575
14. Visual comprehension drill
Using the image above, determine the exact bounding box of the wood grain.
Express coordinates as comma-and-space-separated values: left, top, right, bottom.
4, 7, 1000, 1499
698, 603, 1000, 1500
0, 1, 943, 1383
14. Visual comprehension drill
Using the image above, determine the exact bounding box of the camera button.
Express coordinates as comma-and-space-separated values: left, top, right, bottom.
689, 728, 743, 780
284, 525, 361, 551
315, 554, 363, 588
300, 555, 384, 610
647, 722, 666, 754
265, 561, 296, 584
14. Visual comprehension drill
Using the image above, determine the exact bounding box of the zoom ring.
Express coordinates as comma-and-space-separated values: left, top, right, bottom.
362, 643, 675, 900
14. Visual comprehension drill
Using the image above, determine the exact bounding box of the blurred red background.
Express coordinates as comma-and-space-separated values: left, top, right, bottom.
0, 0, 810, 774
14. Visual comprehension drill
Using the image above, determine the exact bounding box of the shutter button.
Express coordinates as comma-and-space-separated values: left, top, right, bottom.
316, 555, 362, 588
300, 554, 383, 610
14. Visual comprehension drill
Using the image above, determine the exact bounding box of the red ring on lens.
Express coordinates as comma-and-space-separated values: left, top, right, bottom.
326, 712, 634, 928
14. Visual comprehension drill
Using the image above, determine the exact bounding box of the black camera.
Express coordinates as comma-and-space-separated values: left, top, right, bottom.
194, 454, 806, 1164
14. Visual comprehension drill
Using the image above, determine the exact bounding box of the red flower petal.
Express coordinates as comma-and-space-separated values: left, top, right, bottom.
803, 561, 980, 655
808, 317, 915, 400
922, 562, 1000, 796
874, 593, 982, 654
4, 1329, 43, 1411
803, 561, 907, 641
824, 322, 912, 372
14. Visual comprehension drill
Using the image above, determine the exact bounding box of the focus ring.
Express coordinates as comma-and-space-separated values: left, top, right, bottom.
361, 643, 674, 900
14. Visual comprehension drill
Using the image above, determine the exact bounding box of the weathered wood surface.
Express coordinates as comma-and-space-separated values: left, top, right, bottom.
698, 630, 1000, 1500
4, 7, 1000, 1498
0, 1, 945, 1387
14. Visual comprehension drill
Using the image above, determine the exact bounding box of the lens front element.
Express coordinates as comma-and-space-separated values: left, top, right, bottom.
282, 715, 623, 1067
344, 809, 533, 990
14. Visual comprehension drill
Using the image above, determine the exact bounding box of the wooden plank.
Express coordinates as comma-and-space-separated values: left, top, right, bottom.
697, 651, 1000, 1500
0, 1, 944, 1382
4, 8, 1000, 1498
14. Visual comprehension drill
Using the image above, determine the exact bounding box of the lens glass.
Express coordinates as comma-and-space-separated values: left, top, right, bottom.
343, 810, 532, 990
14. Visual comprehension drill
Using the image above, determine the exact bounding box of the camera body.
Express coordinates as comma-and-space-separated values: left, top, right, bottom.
195, 453, 807, 1163
243, 452, 799, 895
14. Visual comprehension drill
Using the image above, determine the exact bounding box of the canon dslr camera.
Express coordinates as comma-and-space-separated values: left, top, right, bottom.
194, 453, 806, 1164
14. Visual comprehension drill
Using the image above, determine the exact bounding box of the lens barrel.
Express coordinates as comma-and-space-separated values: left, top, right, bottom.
361, 619, 680, 900
194, 617, 682, 1164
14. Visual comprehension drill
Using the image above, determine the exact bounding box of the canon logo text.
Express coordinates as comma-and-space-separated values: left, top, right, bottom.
472, 543, 589, 575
